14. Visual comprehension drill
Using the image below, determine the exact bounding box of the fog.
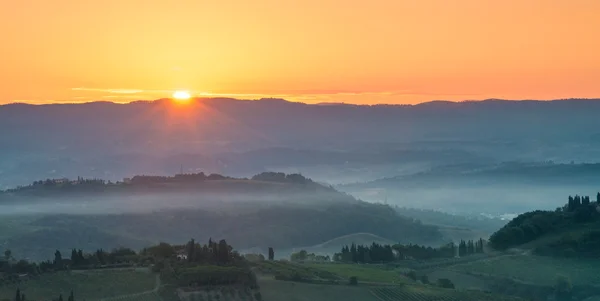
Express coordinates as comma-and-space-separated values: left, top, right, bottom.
342, 184, 599, 217
0, 190, 353, 216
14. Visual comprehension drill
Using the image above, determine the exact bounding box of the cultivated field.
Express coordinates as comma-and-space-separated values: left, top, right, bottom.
306, 263, 410, 284
448, 255, 600, 286
99, 291, 162, 301
178, 286, 261, 301
370, 286, 522, 301
0, 269, 156, 300
255, 261, 339, 281
258, 277, 377, 301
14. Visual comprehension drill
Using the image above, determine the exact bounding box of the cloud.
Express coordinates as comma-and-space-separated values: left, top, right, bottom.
71, 87, 146, 94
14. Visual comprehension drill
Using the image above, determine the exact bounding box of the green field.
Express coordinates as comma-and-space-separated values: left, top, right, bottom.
306, 263, 410, 284
255, 261, 339, 281
259, 277, 377, 301
102, 291, 162, 301
0, 270, 156, 300
448, 255, 600, 286
371, 286, 522, 301
0, 215, 40, 239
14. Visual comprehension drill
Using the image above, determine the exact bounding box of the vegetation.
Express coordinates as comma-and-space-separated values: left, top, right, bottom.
370, 286, 522, 301
489, 193, 600, 252
306, 263, 410, 284
290, 250, 330, 262
254, 260, 339, 282
448, 255, 600, 286
0, 270, 155, 300
332, 240, 484, 264
1, 172, 444, 260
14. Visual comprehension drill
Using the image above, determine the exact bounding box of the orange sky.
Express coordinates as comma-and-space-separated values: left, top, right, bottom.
1, 0, 599, 105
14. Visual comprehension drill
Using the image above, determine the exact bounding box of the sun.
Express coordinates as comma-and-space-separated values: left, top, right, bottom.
172, 90, 191, 103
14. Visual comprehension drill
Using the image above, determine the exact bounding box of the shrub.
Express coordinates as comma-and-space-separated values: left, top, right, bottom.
437, 278, 455, 289
349, 276, 358, 286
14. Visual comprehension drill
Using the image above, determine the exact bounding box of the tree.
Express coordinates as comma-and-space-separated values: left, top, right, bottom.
187, 239, 195, 262
268, 247, 275, 261
437, 278, 455, 289
58, 294, 64, 301
467, 240, 475, 255
4, 249, 11, 261
71, 249, 78, 266
54, 250, 63, 269
555, 276, 572, 301
597, 192, 600, 203
68, 291, 74, 301
77, 250, 84, 265
15, 288, 21, 301
290, 250, 308, 262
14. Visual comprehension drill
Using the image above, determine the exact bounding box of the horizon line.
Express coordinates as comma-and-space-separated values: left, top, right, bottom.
3, 97, 600, 108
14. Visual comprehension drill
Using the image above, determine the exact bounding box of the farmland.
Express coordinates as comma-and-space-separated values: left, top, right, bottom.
306, 263, 410, 284
448, 255, 600, 286
258, 277, 377, 301
0, 269, 156, 300
370, 286, 522, 301
255, 261, 339, 281
178, 286, 261, 301
100, 291, 162, 301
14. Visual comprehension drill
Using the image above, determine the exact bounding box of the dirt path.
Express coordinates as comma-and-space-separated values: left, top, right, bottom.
96, 274, 161, 301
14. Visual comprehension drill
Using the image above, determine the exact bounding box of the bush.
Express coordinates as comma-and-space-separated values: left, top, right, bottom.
349, 276, 358, 286
437, 278, 455, 289
406, 271, 417, 281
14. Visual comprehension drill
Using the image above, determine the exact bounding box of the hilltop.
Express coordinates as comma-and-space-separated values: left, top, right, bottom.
489, 193, 600, 257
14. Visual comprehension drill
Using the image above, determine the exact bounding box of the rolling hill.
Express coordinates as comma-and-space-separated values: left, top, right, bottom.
0, 172, 445, 260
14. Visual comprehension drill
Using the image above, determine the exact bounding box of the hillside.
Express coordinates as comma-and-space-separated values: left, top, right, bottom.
340, 163, 600, 214
488, 193, 600, 257
0, 172, 445, 260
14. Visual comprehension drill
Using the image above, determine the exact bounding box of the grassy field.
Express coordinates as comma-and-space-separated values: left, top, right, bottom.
448, 255, 600, 286
255, 261, 339, 281
306, 263, 410, 284
178, 286, 261, 301
259, 276, 522, 301
0, 269, 156, 300
370, 285, 522, 301
101, 291, 162, 301
258, 277, 377, 301
0, 215, 40, 239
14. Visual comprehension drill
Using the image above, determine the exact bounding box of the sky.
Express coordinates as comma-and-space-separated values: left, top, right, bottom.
1, 0, 599, 105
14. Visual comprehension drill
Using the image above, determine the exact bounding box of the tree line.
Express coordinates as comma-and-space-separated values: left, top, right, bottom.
490, 193, 600, 250
1, 172, 315, 194
332, 240, 486, 263
12, 288, 74, 301
333, 243, 395, 263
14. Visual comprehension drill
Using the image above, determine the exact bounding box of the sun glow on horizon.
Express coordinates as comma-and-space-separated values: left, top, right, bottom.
172, 91, 192, 104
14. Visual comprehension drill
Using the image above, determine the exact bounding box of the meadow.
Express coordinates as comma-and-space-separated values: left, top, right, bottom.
0, 269, 156, 300
371, 286, 522, 301
306, 263, 410, 284
258, 277, 377, 301
448, 255, 600, 286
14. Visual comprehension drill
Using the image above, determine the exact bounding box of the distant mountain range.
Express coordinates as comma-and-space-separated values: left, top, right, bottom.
2, 98, 600, 188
